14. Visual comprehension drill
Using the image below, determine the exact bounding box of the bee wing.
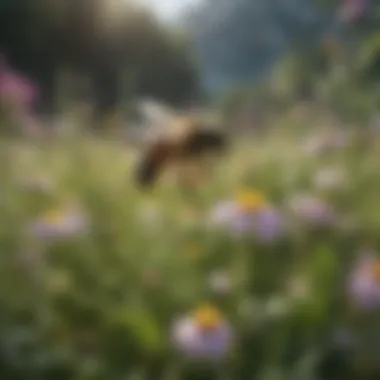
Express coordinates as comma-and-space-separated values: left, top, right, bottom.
137, 99, 194, 141
137, 98, 178, 129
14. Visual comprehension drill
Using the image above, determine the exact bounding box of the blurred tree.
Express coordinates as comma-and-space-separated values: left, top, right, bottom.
0, 0, 201, 127
132, 31, 200, 107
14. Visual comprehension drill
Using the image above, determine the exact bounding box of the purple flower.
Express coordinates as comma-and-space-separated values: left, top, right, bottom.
348, 254, 380, 311
288, 194, 338, 227
340, 0, 371, 23
0, 56, 38, 112
171, 306, 233, 361
29, 206, 87, 241
210, 198, 284, 242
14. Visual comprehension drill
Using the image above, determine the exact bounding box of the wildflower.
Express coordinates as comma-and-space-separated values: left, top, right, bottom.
340, 0, 371, 23
29, 205, 87, 240
171, 304, 233, 360
0, 56, 38, 112
210, 190, 284, 242
348, 254, 380, 311
236, 189, 268, 213
288, 194, 338, 227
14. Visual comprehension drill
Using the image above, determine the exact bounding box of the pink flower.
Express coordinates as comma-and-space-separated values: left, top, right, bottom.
340, 0, 371, 23
0, 56, 38, 112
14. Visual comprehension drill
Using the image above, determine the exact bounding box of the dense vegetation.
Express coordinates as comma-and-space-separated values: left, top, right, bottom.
1, 1, 380, 379
1, 117, 380, 379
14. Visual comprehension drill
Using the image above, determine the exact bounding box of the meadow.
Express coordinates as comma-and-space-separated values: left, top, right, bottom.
1, 114, 380, 380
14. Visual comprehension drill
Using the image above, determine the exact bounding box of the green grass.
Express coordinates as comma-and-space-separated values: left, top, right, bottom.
1, 126, 380, 380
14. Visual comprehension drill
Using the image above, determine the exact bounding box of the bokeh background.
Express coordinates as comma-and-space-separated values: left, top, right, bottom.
1, 1, 380, 379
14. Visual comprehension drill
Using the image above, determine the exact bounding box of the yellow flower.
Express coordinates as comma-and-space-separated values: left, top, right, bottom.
194, 304, 223, 331
236, 189, 268, 212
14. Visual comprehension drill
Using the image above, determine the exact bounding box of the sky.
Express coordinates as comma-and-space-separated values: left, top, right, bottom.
137, 0, 203, 22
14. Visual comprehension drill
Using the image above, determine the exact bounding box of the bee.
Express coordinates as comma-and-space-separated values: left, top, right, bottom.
133, 106, 228, 188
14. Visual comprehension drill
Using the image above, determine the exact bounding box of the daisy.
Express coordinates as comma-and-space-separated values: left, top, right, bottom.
210, 189, 284, 242
171, 304, 233, 360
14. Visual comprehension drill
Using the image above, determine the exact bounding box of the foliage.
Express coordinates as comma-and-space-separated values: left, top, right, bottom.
1, 117, 380, 378
216, 0, 380, 126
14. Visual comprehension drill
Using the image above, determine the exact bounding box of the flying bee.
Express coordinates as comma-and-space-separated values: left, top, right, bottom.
133, 102, 228, 188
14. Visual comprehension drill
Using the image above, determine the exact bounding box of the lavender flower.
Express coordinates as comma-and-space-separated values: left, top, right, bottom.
0, 57, 38, 112
210, 190, 284, 242
29, 205, 87, 241
171, 305, 233, 361
340, 0, 371, 23
288, 194, 338, 227
348, 254, 380, 311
